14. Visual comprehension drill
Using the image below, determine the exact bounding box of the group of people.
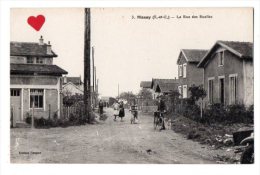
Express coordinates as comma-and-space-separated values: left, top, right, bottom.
113, 101, 125, 121
98, 95, 167, 130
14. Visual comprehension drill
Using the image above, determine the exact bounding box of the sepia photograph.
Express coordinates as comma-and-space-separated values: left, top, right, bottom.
9, 7, 254, 164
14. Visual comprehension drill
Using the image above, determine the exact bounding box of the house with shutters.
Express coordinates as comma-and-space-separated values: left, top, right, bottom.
177, 49, 208, 98
10, 36, 68, 127
197, 41, 253, 106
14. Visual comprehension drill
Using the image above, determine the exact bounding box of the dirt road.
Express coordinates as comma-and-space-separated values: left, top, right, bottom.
11, 108, 229, 163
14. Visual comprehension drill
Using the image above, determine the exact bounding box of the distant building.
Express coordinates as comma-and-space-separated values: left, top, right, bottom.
197, 41, 253, 106
62, 76, 83, 96
177, 49, 208, 98
10, 36, 68, 126
140, 81, 156, 99
151, 79, 178, 98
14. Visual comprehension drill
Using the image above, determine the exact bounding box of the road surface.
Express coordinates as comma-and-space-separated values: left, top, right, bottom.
11, 108, 227, 163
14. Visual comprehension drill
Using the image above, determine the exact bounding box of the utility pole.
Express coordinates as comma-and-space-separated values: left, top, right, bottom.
84, 8, 91, 122
92, 47, 95, 107
118, 83, 119, 99
94, 66, 97, 106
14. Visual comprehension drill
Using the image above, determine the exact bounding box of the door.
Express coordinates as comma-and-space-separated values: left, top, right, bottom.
219, 78, 225, 104
10, 89, 22, 125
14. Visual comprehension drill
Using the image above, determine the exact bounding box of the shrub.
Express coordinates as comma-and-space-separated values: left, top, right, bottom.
246, 105, 254, 123
203, 103, 227, 124
69, 113, 77, 122
25, 115, 32, 124
202, 104, 253, 124
34, 117, 50, 128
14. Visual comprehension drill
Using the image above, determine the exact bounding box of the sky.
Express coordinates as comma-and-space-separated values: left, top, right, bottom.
10, 8, 253, 97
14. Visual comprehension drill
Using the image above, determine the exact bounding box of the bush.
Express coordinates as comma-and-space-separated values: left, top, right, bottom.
203, 103, 227, 124
63, 94, 84, 107
35, 117, 51, 128
203, 104, 253, 124
25, 115, 32, 124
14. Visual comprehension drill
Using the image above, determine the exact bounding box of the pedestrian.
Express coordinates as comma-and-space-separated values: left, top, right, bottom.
118, 101, 125, 122
99, 100, 104, 115
113, 102, 119, 121
157, 96, 166, 130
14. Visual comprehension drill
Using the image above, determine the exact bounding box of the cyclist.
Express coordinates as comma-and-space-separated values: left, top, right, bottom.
157, 96, 166, 130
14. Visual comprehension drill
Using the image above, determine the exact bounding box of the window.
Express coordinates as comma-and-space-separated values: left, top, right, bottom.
219, 52, 224, 66
219, 77, 225, 104
178, 86, 182, 98
183, 63, 187, 78
208, 79, 214, 104
179, 65, 183, 77
30, 89, 44, 108
27, 57, 34, 64
11, 89, 20, 96
36, 57, 44, 64
183, 85, 187, 98
229, 75, 237, 104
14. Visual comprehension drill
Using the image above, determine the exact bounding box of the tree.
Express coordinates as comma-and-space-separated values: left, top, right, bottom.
119, 91, 136, 105
138, 88, 153, 100
188, 84, 207, 118
189, 84, 206, 105
166, 90, 180, 114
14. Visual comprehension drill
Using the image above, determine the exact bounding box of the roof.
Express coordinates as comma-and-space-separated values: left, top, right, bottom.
140, 81, 152, 88
10, 42, 57, 57
10, 64, 68, 75
178, 49, 208, 64
198, 40, 253, 67
62, 82, 84, 93
218, 41, 253, 58
62, 77, 82, 85
156, 82, 178, 93
151, 78, 177, 89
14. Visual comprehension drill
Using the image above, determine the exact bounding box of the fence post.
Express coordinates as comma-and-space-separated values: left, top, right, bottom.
11, 105, 14, 128
32, 101, 34, 129
49, 104, 51, 120
200, 100, 203, 118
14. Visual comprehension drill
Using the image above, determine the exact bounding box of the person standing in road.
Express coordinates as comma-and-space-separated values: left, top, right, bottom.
157, 96, 166, 130
118, 101, 125, 122
99, 100, 104, 115
113, 102, 119, 121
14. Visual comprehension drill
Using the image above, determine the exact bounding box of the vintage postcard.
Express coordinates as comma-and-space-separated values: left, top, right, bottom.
9, 7, 254, 164
0, 1, 260, 175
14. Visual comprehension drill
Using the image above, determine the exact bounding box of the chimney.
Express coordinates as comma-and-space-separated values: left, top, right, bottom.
39, 36, 44, 45
47, 41, 52, 55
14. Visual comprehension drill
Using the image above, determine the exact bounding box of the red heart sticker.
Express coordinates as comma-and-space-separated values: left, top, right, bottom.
27, 15, 45, 31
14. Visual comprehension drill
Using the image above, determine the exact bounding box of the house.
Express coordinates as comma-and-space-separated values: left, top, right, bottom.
151, 79, 178, 98
197, 41, 253, 106
62, 76, 84, 96
177, 49, 208, 98
140, 81, 156, 99
10, 36, 68, 126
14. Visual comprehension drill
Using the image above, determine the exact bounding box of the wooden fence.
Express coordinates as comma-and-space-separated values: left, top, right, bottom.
63, 106, 84, 119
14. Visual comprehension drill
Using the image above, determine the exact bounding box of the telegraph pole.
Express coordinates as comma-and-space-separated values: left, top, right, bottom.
118, 83, 119, 99
92, 47, 95, 106
84, 8, 91, 122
